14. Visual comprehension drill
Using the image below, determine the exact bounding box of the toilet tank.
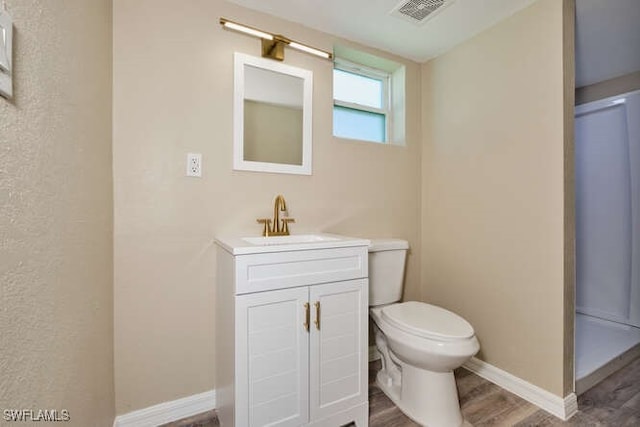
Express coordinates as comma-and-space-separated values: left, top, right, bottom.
368, 239, 409, 306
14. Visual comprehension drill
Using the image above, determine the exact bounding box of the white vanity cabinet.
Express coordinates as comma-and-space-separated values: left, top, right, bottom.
215, 236, 370, 427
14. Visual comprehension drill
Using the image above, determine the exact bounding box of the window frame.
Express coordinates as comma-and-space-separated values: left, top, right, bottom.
333, 58, 392, 143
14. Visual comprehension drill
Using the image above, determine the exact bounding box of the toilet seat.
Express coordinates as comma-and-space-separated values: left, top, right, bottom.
381, 301, 474, 341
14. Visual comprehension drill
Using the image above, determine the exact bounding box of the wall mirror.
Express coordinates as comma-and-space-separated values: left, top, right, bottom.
233, 53, 313, 175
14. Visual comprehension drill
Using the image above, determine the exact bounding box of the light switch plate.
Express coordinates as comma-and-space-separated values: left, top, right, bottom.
0, 8, 13, 99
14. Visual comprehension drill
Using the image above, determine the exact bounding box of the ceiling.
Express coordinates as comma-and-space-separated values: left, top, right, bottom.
227, 0, 640, 88
225, 0, 537, 62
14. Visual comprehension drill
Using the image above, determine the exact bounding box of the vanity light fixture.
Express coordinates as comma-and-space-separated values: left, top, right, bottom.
220, 17, 333, 61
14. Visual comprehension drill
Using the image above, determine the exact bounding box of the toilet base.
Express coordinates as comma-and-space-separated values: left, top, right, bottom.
377, 360, 465, 427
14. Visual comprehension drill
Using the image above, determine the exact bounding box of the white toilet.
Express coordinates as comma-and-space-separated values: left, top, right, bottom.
368, 239, 479, 427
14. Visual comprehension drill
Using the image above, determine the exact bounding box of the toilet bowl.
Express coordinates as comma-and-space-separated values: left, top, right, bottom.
368, 239, 479, 427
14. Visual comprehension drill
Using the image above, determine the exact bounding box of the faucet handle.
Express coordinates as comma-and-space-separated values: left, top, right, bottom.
256, 218, 272, 236
281, 218, 295, 235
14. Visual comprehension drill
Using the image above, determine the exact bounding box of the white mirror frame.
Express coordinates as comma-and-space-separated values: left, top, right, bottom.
233, 52, 313, 175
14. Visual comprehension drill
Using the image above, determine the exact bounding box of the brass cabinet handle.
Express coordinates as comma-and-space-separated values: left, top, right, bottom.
303, 303, 310, 332
314, 301, 320, 330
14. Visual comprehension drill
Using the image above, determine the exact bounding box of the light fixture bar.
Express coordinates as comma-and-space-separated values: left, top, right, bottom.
220, 18, 273, 40
288, 41, 331, 59
219, 17, 333, 61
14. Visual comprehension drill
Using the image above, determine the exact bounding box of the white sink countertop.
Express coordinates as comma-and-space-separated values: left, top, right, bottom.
215, 233, 370, 255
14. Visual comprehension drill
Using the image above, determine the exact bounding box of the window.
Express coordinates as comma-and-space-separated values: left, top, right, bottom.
333, 61, 391, 143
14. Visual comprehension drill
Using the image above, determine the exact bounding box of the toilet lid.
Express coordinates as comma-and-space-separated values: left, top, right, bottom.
381, 301, 475, 341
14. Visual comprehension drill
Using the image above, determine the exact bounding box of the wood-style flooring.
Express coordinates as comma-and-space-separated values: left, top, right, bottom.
162, 357, 640, 427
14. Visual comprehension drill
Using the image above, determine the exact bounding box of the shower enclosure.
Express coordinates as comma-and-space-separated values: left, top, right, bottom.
575, 89, 640, 393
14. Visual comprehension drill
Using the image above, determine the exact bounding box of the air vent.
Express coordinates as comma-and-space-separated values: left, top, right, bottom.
390, 0, 456, 25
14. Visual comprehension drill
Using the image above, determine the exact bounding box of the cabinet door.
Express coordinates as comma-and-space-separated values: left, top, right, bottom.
309, 279, 368, 421
236, 287, 310, 427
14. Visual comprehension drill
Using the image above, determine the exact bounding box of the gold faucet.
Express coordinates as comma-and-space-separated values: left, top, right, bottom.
257, 194, 295, 237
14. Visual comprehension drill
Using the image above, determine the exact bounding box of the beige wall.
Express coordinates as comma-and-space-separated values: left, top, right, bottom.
0, 1, 114, 426
421, 0, 572, 397
113, 0, 422, 414
576, 70, 640, 105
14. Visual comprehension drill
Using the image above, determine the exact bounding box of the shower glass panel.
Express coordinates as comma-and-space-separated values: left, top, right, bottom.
575, 90, 640, 328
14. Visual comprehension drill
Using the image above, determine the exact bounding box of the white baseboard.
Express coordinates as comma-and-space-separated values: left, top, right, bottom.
463, 357, 577, 420
113, 390, 216, 427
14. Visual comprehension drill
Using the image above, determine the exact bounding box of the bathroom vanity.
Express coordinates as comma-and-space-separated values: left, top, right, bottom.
215, 234, 370, 427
